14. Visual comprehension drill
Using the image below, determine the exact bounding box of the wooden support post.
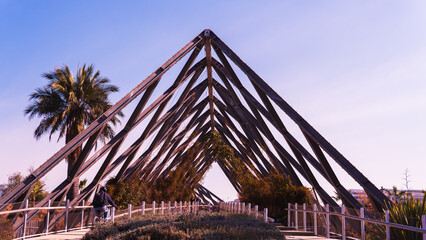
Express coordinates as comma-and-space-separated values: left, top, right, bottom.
385, 210, 390, 240
422, 215, 426, 240
128, 204, 132, 219
152, 201, 156, 215
303, 203, 307, 231
174, 201, 177, 215
248, 203, 251, 215
264, 208, 268, 223
314, 204, 317, 235
326, 204, 330, 238
254, 205, 258, 218
81, 200, 85, 229
180, 201, 182, 213
287, 203, 291, 227
242, 203, 245, 214
161, 201, 164, 214
360, 207, 365, 240
295, 203, 298, 230
168, 201, 171, 214
342, 204, 346, 240
23, 199, 28, 239
45, 199, 51, 235
111, 207, 115, 223
288, 203, 291, 227
65, 199, 69, 232
142, 201, 145, 215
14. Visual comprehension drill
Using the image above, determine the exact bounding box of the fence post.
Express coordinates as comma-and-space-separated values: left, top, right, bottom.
161, 201, 164, 214
23, 199, 28, 239
248, 203, 251, 215
174, 201, 177, 215
81, 200, 85, 229
303, 203, 306, 231
142, 201, 145, 215
295, 203, 298, 230
111, 207, 115, 223
45, 199, 51, 235
288, 203, 291, 227
152, 201, 156, 214
128, 204, 132, 219
385, 210, 390, 240
314, 204, 317, 235
254, 205, 258, 218
242, 202, 245, 214
65, 199, 69, 232
360, 207, 365, 240
264, 208, 268, 223
342, 204, 346, 240
180, 201, 182, 213
422, 215, 426, 240
168, 201, 171, 214
263, 208, 268, 223
326, 204, 330, 238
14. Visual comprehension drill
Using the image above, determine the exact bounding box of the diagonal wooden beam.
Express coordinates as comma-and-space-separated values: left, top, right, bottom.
204, 29, 215, 130
210, 30, 391, 209
0, 31, 205, 207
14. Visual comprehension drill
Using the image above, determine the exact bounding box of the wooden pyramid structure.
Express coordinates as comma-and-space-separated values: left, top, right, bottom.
0, 30, 391, 232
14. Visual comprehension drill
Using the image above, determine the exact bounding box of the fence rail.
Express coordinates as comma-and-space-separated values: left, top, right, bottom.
219, 201, 273, 223
287, 203, 426, 240
0, 199, 213, 239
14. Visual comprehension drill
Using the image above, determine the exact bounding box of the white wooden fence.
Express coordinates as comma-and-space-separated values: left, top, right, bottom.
287, 203, 426, 240
219, 201, 273, 223
0, 199, 208, 239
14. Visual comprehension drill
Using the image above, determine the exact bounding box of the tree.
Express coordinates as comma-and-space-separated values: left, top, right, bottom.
0, 172, 23, 197
25, 64, 123, 200
0, 172, 47, 206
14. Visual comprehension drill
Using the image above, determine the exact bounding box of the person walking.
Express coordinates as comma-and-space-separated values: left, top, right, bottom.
92, 186, 117, 221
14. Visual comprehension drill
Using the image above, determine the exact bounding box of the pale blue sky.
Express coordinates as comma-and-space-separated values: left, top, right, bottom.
1, 1, 425, 201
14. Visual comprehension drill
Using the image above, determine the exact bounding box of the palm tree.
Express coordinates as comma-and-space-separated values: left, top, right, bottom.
25, 64, 123, 200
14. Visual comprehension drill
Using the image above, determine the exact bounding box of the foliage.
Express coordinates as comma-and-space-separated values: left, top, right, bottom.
0, 172, 23, 197
83, 212, 284, 240
0, 172, 47, 206
0, 204, 14, 240
25, 64, 123, 200
106, 135, 214, 208
237, 164, 312, 223
361, 187, 426, 240
106, 150, 204, 209
106, 177, 146, 209
80, 178, 88, 191
384, 186, 406, 203
386, 192, 426, 240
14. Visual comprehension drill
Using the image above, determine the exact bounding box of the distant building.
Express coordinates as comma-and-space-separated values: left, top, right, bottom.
348, 188, 425, 203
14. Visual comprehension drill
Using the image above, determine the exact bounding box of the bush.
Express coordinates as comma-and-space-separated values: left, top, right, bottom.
387, 193, 426, 240
0, 204, 14, 240
83, 212, 284, 240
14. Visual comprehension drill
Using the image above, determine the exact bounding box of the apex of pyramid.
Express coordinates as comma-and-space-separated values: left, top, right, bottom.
203, 29, 211, 37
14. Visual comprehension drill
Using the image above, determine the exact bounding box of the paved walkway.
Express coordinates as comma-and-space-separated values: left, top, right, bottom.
274, 224, 335, 240
27, 228, 90, 240
282, 231, 335, 239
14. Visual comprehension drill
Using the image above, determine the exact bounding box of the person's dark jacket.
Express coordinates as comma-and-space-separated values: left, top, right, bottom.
104, 192, 117, 208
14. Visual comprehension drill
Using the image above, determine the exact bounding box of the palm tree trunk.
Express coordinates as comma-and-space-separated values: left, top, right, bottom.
67, 146, 81, 200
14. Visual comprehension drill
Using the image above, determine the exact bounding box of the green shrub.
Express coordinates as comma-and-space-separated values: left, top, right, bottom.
83, 212, 284, 240
387, 193, 426, 240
